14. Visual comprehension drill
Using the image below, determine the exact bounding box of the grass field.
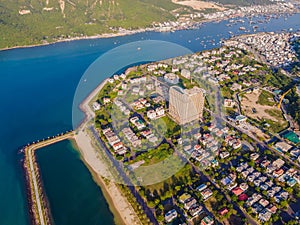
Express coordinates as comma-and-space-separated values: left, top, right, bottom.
138, 164, 196, 201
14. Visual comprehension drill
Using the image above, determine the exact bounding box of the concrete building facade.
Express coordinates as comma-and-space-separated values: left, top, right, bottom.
169, 86, 205, 125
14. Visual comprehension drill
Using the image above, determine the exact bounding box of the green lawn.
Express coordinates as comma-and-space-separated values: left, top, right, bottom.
137, 164, 196, 202
129, 143, 173, 166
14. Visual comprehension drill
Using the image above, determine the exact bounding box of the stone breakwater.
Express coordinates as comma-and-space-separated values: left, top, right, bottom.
22, 131, 74, 225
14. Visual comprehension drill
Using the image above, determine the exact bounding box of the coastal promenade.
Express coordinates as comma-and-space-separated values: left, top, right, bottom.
23, 131, 74, 225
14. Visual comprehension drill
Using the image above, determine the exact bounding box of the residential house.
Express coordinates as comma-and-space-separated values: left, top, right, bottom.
258, 209, 272, 222
189, 204, 203, 217
232, 187, 244, 196
92, 102, 101, 111
201, 216, 214, 225
259, 198, 269, 207
201, 188, 213, 200
196, 184, 207, 192
165, 209, 177, 223
272, 158, 285, 169
224, 99, 235, 107
179, 193, 191, 204
184, 197, 197, 210
218, 208, 229, 216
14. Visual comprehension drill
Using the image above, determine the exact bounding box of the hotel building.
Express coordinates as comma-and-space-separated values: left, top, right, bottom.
169, 86, 205, 125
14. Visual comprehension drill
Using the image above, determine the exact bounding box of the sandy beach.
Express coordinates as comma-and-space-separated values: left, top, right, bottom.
74, 79, 142, 225
74, 130, 142, 225
78, 78, 108, 126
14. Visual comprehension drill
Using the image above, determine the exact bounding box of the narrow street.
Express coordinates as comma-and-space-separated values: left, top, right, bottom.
89, 126, 159, 225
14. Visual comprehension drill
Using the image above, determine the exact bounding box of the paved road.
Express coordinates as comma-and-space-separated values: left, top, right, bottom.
242, 140, 254, 151
165, 136, 258, 225
89, 126, 159, 225
281, 103, 295, 130
206, 107, 300, 171
226, 119, 300, 171
235, 93, 242, 115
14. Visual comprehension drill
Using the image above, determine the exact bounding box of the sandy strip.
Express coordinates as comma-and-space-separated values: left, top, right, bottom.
75, 130, 142, 225
172, 0, 226, 11
78, 78, 108, 125
74, 79, 142, 225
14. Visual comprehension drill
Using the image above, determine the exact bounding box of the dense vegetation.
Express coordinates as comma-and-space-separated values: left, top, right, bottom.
286, 87, 300, 128
0, 0, 178, 49
0, 0, 274, 49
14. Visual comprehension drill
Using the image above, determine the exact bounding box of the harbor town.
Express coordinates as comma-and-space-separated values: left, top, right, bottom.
21, 27, 300, 225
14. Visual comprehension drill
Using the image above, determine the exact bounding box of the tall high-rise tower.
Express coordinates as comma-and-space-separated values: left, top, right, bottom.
169, 86, 205, 125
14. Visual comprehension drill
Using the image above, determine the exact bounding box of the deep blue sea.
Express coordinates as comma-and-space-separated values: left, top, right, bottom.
0, 14, 299, 225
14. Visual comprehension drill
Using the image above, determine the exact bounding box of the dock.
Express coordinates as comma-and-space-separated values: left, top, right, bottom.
23, 131, 74, 225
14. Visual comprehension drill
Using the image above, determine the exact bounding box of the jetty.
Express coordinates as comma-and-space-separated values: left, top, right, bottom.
22, 78, 109, 225
23, 131, 74, 225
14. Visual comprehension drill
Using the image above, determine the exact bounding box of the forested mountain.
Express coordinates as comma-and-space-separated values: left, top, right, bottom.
0, 0, 179, 48
0, 0, 271, 49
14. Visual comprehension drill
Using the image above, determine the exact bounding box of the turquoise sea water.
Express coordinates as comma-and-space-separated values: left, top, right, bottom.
0, 14, 299, 225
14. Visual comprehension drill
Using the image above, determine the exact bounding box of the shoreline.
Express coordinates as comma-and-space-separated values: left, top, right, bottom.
78, 78, 108, 129
79, 158, 126, 225
71, 138, 128, 225
74, 77, 142, 225
22, 76, 141, 225
0, 29, 149, 52
73, 129, 142, 225
2, 10, 299, 52
22, 132, 74, 225
22, 128, 141, 225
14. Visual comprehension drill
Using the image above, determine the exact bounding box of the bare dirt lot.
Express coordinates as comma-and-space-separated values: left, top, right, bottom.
172, 0, 226, 11
241, 89, 287, 133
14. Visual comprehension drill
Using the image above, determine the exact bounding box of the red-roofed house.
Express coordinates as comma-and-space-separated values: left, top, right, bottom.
218, 208, 229, 216
238, 193, 248, 201
232, 187, 244, 196
267, 204, 277, 214
273, 168, 284, 178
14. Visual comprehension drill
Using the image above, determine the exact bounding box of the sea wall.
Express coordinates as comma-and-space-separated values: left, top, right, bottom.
22, 131, 74, 225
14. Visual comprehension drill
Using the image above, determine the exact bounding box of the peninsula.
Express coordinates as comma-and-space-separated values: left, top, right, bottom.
76, 30, 300, 225
22, 30, 300, 225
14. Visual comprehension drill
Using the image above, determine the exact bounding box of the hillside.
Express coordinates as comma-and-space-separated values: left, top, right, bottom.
0, 0, 271, 49
0, 0, 179, 49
